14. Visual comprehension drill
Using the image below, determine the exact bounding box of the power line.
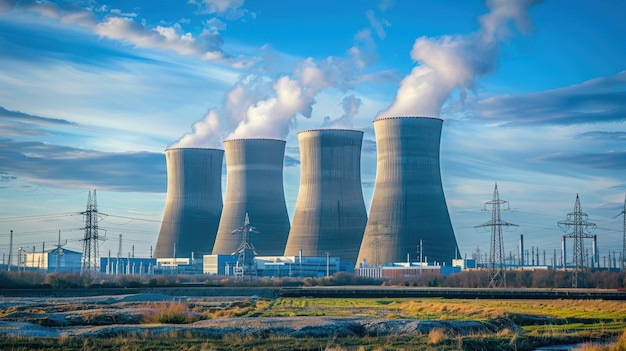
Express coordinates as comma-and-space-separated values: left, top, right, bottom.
0, 213, 78, 222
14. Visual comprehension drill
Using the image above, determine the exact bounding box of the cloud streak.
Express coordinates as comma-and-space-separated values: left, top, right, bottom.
0, 0, 252, 67
476, 71, 626, 125
533, 151, 626, 170
0, 105, 77, 137
0, 138, 165, 192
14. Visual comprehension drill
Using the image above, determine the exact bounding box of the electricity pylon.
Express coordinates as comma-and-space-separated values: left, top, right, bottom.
232, 213, 259, 282
475, 183, 518, 288
80, 190, 102, 285
558, 194, 596, 288
615, 193, 625, 271
54, 230, 67, 273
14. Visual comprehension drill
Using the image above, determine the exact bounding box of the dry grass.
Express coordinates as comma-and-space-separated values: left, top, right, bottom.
573, 330, 626, 351
141, 301, 200, 324
270, 297, 626, 324
427, 328, 447, 345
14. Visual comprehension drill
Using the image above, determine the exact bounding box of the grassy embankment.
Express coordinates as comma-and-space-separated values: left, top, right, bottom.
2, 297, 625, 350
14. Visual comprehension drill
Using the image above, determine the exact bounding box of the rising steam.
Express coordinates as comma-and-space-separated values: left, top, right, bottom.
172, 0, 540, 149
381, 0, 541, 118
321, 94, 363, 129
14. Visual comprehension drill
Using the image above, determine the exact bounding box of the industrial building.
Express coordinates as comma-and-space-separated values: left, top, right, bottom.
154, 148, 224, 259
355, 261, 463, 279
23, 247, 82, 273
100, 257, 156, 275
284, 129, 367, 264
203, 254, 342, 278
357, 116, 460, 267
212, 138, 291, 256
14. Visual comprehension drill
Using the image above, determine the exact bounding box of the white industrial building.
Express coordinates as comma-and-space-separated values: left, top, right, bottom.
23, 248, 82, 273
203, 254, 342, 278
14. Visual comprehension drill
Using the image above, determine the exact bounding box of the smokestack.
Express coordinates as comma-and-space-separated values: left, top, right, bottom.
357, 116, 459, 266
284, 129, 367, 264
519, 234, 524, 266
154, 148, 224, 258
212, 138, 290, 255
562, 235, 566, 268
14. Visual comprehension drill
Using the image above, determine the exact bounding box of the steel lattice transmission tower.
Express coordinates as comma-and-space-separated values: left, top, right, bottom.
232, 213, 259, 282
615, 193, 625, 271
475, 184, 518, 288
81, 190, 101, 284
558, 194, 596, 288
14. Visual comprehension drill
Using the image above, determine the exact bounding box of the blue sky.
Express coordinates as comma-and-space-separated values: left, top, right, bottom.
0, 0, 624, 265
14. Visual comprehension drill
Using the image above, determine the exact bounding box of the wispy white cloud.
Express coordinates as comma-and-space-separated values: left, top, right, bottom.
189, 0, 247, 19
378, 0, 394, 12
1, 0, 254, 68
94, 17, 229, 60
110, 8, 137, 17
365, 9, 390, 40
349, 29, 380, 70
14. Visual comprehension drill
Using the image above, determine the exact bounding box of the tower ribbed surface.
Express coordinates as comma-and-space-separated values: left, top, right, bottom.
356, 117, 459, 266
154, 148, 224, 258
284, 129, 367, 264
212, 139, 291, 255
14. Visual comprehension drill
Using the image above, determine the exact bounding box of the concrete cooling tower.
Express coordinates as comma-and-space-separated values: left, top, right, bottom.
211, 138, 291, 256
284, 129, 367, 264
154, 148, 224, 259
356, 116, 459, 266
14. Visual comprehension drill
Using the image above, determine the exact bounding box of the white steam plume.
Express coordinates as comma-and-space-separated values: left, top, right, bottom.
171, 4, 392, 147
172, 54, 361, 147
381, 0, 541, 118
321, 95, 363, 129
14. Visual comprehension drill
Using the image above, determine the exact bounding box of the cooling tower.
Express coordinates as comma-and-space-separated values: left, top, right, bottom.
211, 138, 290, 255
284, 129, 367, 264
154, 148, 224, 259
356, 116, 459, 266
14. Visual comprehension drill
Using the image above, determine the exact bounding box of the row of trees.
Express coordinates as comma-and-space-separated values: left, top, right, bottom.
0, 269, 624, 289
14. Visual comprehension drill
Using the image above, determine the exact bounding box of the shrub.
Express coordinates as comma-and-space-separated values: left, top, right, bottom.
141, 302, 200, 324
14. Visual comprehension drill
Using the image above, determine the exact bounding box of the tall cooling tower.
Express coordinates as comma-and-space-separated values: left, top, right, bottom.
212, 138, 290, 255
356, 116, 459, 266
284, 129, 367, 264
154, 148, 224, 259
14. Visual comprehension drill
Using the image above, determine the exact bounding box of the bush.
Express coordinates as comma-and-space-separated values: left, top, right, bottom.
44, 272, 82, 289
0, 271, 46, 288
142, 302, 201, 324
